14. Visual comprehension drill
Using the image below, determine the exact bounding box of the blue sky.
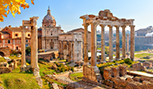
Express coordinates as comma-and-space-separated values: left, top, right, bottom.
0, 0, 153, 31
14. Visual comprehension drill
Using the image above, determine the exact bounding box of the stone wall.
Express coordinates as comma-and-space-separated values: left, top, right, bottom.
102, 65, 153, 89
83, 65, 102, 84
0, 67, 12, 74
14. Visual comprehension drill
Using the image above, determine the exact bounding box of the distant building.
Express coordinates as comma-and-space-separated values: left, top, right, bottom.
135, 26, 153, 36
39, 7, 64, 50
0, 26, 31, 50
67, 28, 91, 51
58, 32, 83, 62
135, 26, 153, 51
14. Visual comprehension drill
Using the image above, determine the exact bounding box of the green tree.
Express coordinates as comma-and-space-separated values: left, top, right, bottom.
26, 46, 31, 55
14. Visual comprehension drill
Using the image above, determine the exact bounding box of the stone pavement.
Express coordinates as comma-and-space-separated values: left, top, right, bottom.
128, 71, 153, 78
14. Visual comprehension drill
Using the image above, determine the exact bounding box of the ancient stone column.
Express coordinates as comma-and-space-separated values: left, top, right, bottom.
91, 22, 97, 67
115, 26, 120, 60
20, 26, 26, 71
68, 41, 72, 62
126, 34, 130, 58
121, 25, 126, 59
30, 17, 39, 76
130, 25, 135, 61
109, 25, 113, 61
61, 41, 64, 59
100, 24, 105, 62
83, 23, 89, 65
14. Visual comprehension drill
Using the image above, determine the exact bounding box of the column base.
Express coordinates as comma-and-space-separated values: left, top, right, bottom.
115, 58, 120, 61
91, 66, 99, 72
32, 67, 40, 77
83, 65, 102, 83
83, 62, 89, 66
20, 66, 26, 72
130, 58, 134, 61
101, 60, 106, 63
109, 59, 114, 62
36, 76, 43, 87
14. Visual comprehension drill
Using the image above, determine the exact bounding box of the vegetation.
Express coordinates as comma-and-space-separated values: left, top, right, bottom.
135, 53, 153, 58
9, 55, 21, 60
53, 62, 74, 73
0, 0, 34, 22
97, 46, 109, 55
97, 58, 137, 75
0, 57, 6, 62
70, 72, 83, 81
26, 46, 31, 55
0, 67, 40, 89
39, 62, 55, 76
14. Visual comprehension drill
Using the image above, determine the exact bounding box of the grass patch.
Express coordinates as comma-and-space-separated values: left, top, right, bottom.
135, 53, 153, 58
0, 57, 6, 62
0, 68, 40, 89
39, 63, 55, 76
70, 72, 83, 81
9, 55, 21, 60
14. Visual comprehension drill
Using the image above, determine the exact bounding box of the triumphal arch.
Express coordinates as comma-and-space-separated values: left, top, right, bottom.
80, 9, 135, 83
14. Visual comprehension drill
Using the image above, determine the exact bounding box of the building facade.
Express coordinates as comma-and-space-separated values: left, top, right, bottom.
40, 7, 63, 51
68, 28, 91, 52
0, 26, 31, 51
58, 32, 83, 62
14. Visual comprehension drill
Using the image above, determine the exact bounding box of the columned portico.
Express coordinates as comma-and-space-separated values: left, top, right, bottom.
80, 9, 135, 83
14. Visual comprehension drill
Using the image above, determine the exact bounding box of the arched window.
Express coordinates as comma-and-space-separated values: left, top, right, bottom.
15, 34, 18, 37
51, 31, 52, 35
28, 34, 30, 37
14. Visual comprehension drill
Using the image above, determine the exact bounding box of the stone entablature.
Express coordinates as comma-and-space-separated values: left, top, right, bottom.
58, 32, 83, 62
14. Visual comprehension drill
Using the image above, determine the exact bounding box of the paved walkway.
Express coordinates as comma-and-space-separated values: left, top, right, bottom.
54, 70, 106, 89
128, 71, 153, 78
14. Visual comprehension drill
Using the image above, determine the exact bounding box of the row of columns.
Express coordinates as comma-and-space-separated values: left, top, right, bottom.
83, 23, 135, 67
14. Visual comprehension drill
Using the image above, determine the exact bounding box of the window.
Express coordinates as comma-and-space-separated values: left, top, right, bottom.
26, 44, 28, 47
15, 34, 18, 37
16, 46, 18, 50
28, 34, 30, 37
8, 40, 10, 44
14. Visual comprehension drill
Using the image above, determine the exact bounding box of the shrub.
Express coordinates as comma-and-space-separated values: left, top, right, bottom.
71, 67, 74, 72
124, 58, 133, 65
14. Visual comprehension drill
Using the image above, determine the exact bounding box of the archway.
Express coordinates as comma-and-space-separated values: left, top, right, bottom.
50, 41, 54, 49
0, 52, 5, 57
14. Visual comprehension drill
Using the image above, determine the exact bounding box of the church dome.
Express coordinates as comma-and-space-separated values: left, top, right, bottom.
42, 7, 56, 27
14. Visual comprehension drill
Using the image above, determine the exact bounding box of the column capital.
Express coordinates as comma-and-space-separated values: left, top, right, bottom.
108, 25, 113, 28
82, 23, 89, 27
121, 25, 126, 28
114, 25, 120, 28
100, 24, 106, 28
129, 25, 135, 28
